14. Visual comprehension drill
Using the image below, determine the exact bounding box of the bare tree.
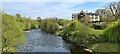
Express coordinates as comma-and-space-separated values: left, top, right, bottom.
106, 1, 120, 16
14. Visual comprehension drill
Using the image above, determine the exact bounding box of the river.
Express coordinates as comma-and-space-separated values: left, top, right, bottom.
17, 29, 71, 53
17, 29, 120, 54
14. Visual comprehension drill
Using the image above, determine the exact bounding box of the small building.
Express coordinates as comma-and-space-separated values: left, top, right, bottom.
72, 10, 100, 23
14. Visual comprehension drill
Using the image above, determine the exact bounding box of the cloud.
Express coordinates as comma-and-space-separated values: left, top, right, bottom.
2, 2, 84, 19
2, 1, 116, 19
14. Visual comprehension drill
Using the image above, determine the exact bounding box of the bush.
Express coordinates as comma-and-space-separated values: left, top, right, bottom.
57, 19, 71, 27
2, 13, 39, 52
2, 14, 26, 52
40, 18, 59, 34
102, 19, 120, 42
57, 20, 98, 44
31, 20, 39, 29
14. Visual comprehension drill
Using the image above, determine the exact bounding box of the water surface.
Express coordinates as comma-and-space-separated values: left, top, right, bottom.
17, 29, 70, 53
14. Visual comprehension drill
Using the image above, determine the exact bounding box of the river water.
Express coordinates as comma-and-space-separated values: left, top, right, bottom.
17, 29, 71, 53
17, 29, 119, 53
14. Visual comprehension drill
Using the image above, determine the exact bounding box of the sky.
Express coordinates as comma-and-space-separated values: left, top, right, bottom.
1, 0, 119, 20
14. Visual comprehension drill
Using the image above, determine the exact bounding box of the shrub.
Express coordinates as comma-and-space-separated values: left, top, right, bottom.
102, 19, 120, 42
2, 14, 26, 52
57, 19, 71, 27
40, 18, 59, 34
31, 20, 39, 29
2, 13, 39, 52
57, 20, 97, 44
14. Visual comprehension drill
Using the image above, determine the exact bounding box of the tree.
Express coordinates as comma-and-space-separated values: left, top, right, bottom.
106, 1, 120, 20
37, 17, 41, 28
37, 17, 41, 21
16, 14, 21, 18
95, 9, 113, 22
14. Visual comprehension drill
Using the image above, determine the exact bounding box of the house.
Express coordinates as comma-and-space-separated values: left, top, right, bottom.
72, 10, 100, 23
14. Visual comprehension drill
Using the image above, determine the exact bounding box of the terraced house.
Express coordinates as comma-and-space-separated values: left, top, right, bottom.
72, 10, 100, 23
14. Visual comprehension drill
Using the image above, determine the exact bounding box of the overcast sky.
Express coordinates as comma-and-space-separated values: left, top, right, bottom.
1, 0, 119, 20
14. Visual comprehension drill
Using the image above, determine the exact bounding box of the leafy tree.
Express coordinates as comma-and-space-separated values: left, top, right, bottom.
16, 14, 21, 18
37, 17, 41, 21
37, 17, 42, 28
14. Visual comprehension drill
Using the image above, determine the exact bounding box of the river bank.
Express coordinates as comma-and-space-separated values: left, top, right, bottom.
61, 35, 120, 53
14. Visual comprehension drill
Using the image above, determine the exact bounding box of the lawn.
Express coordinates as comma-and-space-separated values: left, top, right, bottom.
91, 29, 104, 35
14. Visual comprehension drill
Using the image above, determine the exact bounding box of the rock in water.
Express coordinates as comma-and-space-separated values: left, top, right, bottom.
84, 49, 93, 52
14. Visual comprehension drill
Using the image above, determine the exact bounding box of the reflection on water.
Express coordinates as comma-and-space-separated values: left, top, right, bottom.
17, 29, 70, 53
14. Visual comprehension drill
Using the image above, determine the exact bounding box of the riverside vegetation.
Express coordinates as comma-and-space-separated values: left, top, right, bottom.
39, 1, 120, 53
1, 1, 120, 53
2, 13, 39, 52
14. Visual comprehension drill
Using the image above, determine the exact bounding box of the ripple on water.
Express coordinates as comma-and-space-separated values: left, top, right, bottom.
17, 29, 71, 52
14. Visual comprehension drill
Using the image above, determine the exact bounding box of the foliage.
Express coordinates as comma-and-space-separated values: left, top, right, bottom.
57, 19, 71, 27
31, 20, 39, 29
17, 16, 39, 30
57, 20, 98, 44
102, 19, 120, 42
2, 13, 39, 52
85, 42, 119, 52
40, 18, 59, 34
80, 16, 90, 25
0, 13, 2, 53
2, 14, 26, 52
37, 17, 42, 28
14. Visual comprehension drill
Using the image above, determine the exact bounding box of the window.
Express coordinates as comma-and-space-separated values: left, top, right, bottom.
95, 17, 98, 19
92, 17, 94, 19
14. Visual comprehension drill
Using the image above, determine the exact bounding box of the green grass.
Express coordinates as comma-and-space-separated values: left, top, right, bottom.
85, 42, 120, 52
90, 29, 104, 35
